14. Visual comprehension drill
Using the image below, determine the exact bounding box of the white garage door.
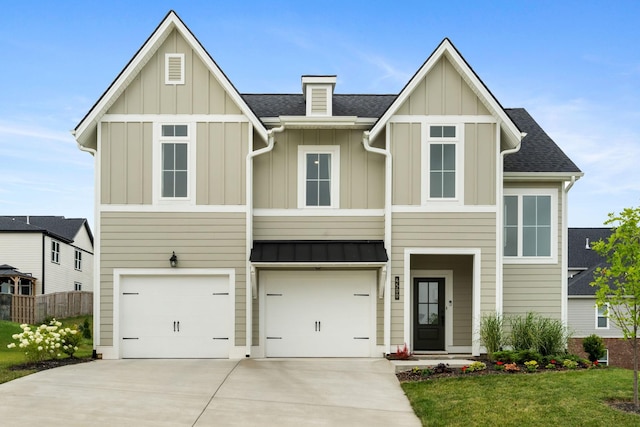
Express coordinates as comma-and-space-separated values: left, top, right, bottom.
263, 270, 376, 357
120, 275, 230, 358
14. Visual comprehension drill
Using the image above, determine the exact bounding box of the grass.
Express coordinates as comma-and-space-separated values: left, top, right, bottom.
0, 316, 93, 384
402, 368, 639, 426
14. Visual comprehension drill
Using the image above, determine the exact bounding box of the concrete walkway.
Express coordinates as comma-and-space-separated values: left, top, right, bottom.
0, 359, 420, 426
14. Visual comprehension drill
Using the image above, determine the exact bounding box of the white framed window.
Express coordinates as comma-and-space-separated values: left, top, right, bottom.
153, 123, 196, 205
598, 349, 609, 366
596, 303, 609, 329
51, 240, 60, 264
74, 282, 82, 291
74, 249, 82, 271
423, 124, 463, 203
165, 53, 185, 85
503, 188, 557, 263
298, 145, 340, 208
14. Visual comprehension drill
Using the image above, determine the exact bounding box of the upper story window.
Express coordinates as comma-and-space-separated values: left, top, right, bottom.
424, 124, 462, 203
503, 188, 557, 263
74, 282, 82, 291
298, 145, 340, 208
153, 123, 195, 204
74, 249, 82, 271
596, 304, 609, 329
51, 240, 60, 264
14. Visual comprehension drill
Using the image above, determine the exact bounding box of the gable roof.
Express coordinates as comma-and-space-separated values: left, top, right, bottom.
367, 38, 523, 149
568, 228, 613, 296
73, 10, 268, 148
504, 109, 581, 174
0, 216, 93, 246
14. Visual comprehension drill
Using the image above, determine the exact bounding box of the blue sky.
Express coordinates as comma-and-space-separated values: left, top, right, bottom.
1, 1, 639, 230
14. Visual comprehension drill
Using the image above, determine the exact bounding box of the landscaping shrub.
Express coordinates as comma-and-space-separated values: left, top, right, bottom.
582, 334, 606, 362
509, 312, 538, 352
515, 350, 542, 364
479, 312, 505, 360
509, 312, 571, 356
6, 319, 81, 362
492, 350, 517, 363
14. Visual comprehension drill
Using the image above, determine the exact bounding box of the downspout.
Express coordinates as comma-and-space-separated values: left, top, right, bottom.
496, 127, 523, 316
561, 175, 577, 327
41, 234, 45, 294
362, 130, 392, 354
76, 139, 98, 358
246, 125, 284, 357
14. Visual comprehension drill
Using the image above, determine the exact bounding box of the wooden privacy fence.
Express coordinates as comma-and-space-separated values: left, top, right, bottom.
8, 292, 93, 324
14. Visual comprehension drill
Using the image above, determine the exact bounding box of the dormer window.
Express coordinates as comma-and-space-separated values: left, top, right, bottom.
302, 75, 336, 116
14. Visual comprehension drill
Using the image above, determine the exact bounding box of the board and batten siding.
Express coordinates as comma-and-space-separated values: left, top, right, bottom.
100, 121, 249, 205
389, 122, 496, 206
253, 129, 385, 209
99, 212, 247, 347
502, 182, 563, 319
253, 216, 384, 240
568, 298, 624, 338
107, 29, 242, 116
390, 212, 497, 346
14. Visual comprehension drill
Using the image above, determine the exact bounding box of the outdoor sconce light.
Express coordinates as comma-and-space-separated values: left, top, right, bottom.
170, 251, 178, 268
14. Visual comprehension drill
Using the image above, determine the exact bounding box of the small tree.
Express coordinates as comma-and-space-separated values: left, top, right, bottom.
591, 207, 640, 409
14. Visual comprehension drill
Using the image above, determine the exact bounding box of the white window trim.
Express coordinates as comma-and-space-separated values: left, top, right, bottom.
598, 349, 609, 365
51, 240, 60, 264
152, 123, 197, 205
74, 249, 82, 271
422, 123, 464, 205
165, 53, 185, 85
297, 145, 340, 209
74, 282, 82, 291
503, 188, 558, 264
305, 84, 333, 116
596, 303, 610, 329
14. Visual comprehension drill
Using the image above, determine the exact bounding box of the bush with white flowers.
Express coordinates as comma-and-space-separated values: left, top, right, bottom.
6, 319, 81, 362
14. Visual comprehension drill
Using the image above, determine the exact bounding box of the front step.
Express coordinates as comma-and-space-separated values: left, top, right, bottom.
412, 353, 474, 360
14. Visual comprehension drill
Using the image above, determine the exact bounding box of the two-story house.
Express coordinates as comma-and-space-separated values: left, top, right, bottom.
74, 11, 581, 359
0, 216, 94, 295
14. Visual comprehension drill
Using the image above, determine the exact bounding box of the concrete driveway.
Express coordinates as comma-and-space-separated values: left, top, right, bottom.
0, 358, 420, 426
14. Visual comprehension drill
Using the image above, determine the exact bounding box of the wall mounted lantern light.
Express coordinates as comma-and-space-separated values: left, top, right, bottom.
170, 251, 178, 268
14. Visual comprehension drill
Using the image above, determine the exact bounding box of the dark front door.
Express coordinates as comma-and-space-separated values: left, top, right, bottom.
414, 278, 445, 351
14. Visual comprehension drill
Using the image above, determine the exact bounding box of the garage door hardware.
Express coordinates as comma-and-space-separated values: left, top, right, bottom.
212, 292, 229, 295
266, 337, 282, 339
122, 337, 139, 340
353, 337, 370, 340
266, 293, 283, 296
314, 321, 322, 331
212, 337, 229, 340
353, 293, 370, 296
122, 292, 139, 295
173, 321, 180, 332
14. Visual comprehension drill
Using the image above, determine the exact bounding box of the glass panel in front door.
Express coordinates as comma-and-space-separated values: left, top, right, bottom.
418, 281, 440, 325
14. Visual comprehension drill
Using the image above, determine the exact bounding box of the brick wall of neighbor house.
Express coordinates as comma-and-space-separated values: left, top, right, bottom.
568, 337, 638, 370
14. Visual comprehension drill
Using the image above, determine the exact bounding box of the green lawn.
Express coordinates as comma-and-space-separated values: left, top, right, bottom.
0, 316, 93, 384
402, 368, 639, 426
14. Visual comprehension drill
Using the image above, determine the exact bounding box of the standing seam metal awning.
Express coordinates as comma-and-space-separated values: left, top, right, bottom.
250, 240, 388, 263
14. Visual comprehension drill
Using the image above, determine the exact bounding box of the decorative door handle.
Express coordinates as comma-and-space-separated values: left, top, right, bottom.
177, 321, 180, 332
173, 321, 176, 332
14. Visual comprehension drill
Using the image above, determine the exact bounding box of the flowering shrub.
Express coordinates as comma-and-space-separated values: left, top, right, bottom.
7, 319, 80, 362
467, 361, 487, 372
495, 361, 505, 371
395, 343, 412, 360
563, 359, 578, 370
504, 363, 520, 372
524, 360, 538, 372
461, 365, 469, 373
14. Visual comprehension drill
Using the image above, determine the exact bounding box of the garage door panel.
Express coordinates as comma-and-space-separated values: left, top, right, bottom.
120, 275, 230, 358
263, 270, 376, 357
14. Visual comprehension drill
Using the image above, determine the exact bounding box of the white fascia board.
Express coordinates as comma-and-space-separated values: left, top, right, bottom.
368, 39, 522, 149
251, 262, 387, 268
74, 11, 268, 148
261, 117, 378, 127
504, 172, 584, 182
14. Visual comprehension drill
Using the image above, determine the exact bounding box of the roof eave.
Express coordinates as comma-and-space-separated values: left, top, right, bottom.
504, 171, 584, 182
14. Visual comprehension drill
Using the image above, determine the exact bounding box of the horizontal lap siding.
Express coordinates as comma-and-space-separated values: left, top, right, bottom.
390, 212, 496, 346
568, 298, 624, 338
99, 212, 246, 347
253, 216, 384, 240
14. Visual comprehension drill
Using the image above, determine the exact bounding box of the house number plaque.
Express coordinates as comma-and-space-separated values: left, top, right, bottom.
395, 276, 400, 300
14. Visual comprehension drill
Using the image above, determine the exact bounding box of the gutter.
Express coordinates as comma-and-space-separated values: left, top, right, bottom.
245, 125, 284, 357
361, 130, 392, 354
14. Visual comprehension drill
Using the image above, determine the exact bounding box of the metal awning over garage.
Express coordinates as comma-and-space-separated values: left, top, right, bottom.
250, 240, 388, 263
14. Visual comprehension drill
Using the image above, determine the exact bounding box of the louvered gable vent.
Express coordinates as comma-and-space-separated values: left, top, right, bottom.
165, 53, 185, 85
302, 75, 336, 116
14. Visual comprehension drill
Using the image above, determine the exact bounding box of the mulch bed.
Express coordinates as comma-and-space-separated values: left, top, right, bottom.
9, 357, 93, 372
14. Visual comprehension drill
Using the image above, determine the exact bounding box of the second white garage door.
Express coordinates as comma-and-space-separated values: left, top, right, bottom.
262, 270, 376, 357
120, 274, 230, 358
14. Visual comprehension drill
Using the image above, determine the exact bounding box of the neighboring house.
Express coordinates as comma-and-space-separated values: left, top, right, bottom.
0, 216, 94, 295
567, 227, 633, 368
74, 11, 582, 360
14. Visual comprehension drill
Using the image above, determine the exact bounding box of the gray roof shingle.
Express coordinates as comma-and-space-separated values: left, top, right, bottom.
0, 216, 93, 245
242, 94, 396, 118
568, 228, 613, 296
